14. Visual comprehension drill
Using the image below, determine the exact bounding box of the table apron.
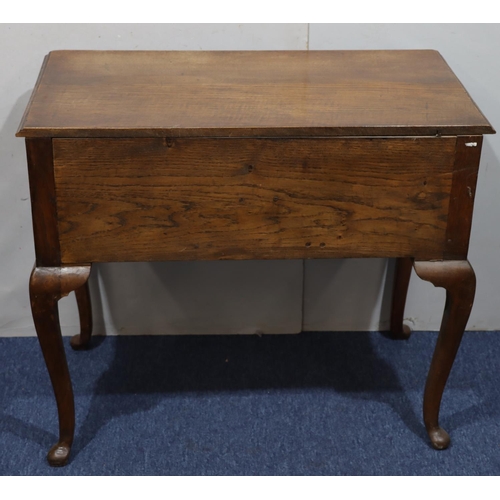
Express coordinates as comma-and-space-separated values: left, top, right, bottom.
52, 137, 457, 263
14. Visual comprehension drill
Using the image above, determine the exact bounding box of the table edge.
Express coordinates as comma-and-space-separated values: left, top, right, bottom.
15, 125, 497, 138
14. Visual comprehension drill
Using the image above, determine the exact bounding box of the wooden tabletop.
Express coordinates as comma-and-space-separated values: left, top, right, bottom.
17, 50, 495, 138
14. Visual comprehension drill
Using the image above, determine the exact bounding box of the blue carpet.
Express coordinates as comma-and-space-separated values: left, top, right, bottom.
1, 331, 499, 475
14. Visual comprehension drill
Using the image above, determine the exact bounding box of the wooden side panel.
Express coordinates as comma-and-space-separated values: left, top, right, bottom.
26, 138, 61, 266
444, 136, 482, 259
53, 137, 456, 263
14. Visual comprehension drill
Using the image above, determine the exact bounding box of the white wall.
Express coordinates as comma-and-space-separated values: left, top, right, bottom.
0, 24, 498, 337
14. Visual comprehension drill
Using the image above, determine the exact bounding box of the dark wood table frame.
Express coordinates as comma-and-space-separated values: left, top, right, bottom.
17, 50, 495, 466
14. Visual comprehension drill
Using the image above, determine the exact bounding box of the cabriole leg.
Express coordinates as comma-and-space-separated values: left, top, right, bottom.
413, 260, 475, 450
389, 257, 413, 339
70, 281, 93, 350
29, 265, 91, 466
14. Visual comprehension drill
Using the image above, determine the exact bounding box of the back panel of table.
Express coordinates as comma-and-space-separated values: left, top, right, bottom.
53, 137, 456, 263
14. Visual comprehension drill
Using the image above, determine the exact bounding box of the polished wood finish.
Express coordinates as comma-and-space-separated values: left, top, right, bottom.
444, 136, 483, 259
25, 138, 60, 267
16, 50, 494, 139
29, 265, 91, 466
413, 260, 476, 450
53, 137, 455, 263
389, 258, 413, 339
70, 281, 93, 350
19, 50, 495, 465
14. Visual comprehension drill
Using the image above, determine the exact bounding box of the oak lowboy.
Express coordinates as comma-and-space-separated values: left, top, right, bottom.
17, 50, 495, 465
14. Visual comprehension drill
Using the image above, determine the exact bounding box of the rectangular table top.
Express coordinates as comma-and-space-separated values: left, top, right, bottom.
17, 50, 495, 138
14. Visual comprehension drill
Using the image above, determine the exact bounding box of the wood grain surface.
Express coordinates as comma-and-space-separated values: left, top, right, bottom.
17, 50, 495, 138
444, 136, 482, 259
53, 137, 456, 263
26, 138, 61, 266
